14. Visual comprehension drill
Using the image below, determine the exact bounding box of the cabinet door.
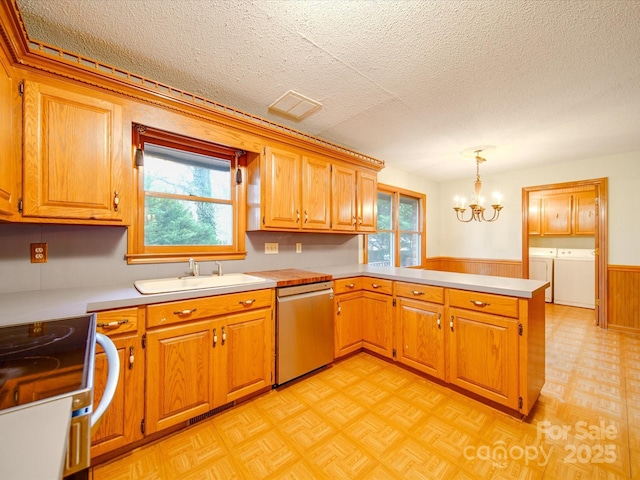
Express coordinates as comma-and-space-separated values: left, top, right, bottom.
541, 193, 572, 235
331, 164, 357, 231
0, 56, 15, 218
361, 291, 394, 358
91, 334, 144, 457
574, 191, 596, 235
528, 193, 541, 236
335, 291, 363, 358
301, 155, 331, 230
448, 308, 519, 409
263, 146, 301, 228
217, 308, 273, 405
22, 80, 124, 221
145, 320, 213, 434
357, 171, 377, 232
396, 299, 445, 379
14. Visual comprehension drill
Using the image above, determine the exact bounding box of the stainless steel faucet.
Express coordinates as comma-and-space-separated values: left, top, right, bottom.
188, 257, 200, 276
214, 261, 223, 276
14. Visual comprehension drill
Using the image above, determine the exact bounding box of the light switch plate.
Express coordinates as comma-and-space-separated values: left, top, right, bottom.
265, 242, 279, 254
295, 242, 302, 253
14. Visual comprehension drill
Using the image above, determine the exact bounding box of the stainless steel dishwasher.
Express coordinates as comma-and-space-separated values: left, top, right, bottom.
275, 281, 334, 385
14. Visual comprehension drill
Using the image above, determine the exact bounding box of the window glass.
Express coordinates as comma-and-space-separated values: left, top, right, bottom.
400, 232, 420, 267
368, 232, 394, 267
376, 192, 393, 230
399, 195, 419, 231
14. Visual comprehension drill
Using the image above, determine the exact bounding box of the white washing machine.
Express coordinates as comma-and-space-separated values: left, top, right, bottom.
554, 249, 595, 309
529, 247, 556, 303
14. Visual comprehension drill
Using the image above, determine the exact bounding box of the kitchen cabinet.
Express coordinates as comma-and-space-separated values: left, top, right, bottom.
574, 190, 596, 235
145, 289, 273, 434
361, 278, 394, 358
333, 277, 364, 358
541, 193, 572, 235
534, 190, 597, 236
21, 79, 126, 223
331, 166, 377, 232
256, 146, 330, 230
395, 282, 445, 379
91, 307, 145, 458
0, 53, 15, 218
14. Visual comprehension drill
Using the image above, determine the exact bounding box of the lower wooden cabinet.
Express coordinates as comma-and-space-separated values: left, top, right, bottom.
91, 307, 144, 458
448, 307, 519, 410
145, 295, 274, 434
362, 291, 394, 358
334, 291, 363, 358
396, 298, 445, 380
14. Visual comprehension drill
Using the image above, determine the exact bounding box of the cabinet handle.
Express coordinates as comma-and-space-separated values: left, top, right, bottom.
239, 299, 256, 306
304, 210, 308, 223
173, 308, 197, 316
345, 283, 356, 288
450, 316, 454, 332
352, 216, 357, 226
337, 302, 341, 315
113, 191, 120, 212
221, 327, 226, 345
358, 216, 363, 225
411, 290, 425, 296
436, 313, 441, 329
371, 283, 382, 289
470, 300, 490, 308
97, 319, 129, 328
128, 346, 135, 369
296, 210, 300, 223
213, 328, 218, 347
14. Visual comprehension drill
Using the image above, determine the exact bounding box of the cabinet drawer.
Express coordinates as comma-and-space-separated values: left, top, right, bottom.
334, 277, 363, 294
395, 282, 444, 304
96, 308, 140, 336
448, 289, 519, 318
362, 277, 393, 295
147, 288, 273, 328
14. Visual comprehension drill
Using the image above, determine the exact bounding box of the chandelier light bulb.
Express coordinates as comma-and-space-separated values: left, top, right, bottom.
453, 148, 503, 222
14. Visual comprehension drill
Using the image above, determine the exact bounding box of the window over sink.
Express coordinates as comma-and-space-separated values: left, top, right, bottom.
366, 184, 425, 268
127, 125, 247, 264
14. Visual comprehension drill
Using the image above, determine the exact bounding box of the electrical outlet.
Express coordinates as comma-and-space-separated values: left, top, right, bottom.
31, 243, 48, 263
296, 242, 302, 253
264, 242, 279, 254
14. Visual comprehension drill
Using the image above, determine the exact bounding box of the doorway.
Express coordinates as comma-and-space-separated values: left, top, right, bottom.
522, 178, 608, 327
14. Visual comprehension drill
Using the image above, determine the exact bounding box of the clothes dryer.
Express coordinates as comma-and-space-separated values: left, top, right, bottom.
529, 247, 556, 303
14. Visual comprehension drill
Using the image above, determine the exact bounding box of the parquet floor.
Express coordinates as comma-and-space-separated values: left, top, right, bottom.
92, 304, 640, 479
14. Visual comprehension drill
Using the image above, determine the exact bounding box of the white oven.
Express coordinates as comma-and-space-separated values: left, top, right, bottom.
0, 314, 119, 479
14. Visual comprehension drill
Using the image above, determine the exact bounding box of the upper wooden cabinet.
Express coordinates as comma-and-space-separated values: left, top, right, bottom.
0, 53, 16, 219
574, 191, 597, 235
248, 145, 378, 233
532, 190, 597, 236
22, 80, 126, 223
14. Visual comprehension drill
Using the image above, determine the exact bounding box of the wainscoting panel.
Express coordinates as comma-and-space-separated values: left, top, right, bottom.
607, 265, 640, 333
424, 257, 522, 279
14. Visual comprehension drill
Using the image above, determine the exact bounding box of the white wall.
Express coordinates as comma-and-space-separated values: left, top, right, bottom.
382, 150, 640, 266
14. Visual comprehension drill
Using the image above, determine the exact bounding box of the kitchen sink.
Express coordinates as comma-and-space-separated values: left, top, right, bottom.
134, 273, 268, 294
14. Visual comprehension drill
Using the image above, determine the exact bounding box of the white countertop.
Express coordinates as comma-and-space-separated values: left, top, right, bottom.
0, 266, 547, 326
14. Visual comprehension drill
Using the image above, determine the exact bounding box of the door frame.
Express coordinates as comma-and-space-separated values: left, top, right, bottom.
522, 178, 608, 327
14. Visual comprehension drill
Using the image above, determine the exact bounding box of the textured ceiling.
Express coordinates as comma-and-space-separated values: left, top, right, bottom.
15, 0, 640, 181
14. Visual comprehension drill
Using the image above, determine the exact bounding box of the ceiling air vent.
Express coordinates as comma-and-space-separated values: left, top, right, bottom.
268, 90, 322, 120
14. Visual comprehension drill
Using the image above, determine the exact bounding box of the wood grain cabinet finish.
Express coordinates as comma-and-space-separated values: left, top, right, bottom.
573, 190, 597, 235
301, 154, 332, 230
0, 53, 15, 218
362, 290, 394, 359
395, 282, 445, 379
356, 170, 377, 232
22, 80, 125, 223
331, 164, 357, 231
91, 307, 144, 458
145, 291, 274, 434
534, 190, 596, 236
541, 193, 572, 235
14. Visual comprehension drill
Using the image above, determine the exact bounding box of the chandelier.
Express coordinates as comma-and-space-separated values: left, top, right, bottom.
453, 149, 503, 222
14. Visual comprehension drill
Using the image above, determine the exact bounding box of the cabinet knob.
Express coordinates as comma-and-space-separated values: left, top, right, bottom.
128, 346, 135, 369
436, 313, 441, 329
296, 210, 300, 223
450, 316, 454, 332
113, 191, 120, 212
213, 328, 218, 346
221, 327, 226, 345
304, 210, 308, 223
337, 302, 341, 315
346, 283, 355, 288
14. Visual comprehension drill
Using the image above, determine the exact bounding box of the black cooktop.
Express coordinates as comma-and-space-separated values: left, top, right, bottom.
0, 314, 96, 411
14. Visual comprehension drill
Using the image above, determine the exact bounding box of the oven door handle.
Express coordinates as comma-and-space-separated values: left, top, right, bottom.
91, 333, 120, 428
